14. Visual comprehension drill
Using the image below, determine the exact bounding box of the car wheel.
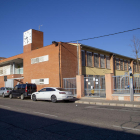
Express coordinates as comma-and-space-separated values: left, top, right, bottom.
32, 94, 37, 101
2, 93, 5, 98
21, 94, 24, 100
9, 94, 12, 99
51, 95, 57, 103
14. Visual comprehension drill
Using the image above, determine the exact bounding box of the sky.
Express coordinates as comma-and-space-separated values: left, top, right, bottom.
0, 0, 140, 58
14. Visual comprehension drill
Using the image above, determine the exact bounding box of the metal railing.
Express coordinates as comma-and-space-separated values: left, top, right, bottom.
113, 75, 130, 94
84, 76, 106, 98
63, 77, 76, 96
133, 74, 140, 94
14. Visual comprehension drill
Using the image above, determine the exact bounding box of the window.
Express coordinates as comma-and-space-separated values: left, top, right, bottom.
81, 50, 85, 66
14, 85, 18, 90
40, 79, 44, 84
128, 61, 130, 68
40, 88, 47, 92
133, 62, 137, 72
31, 55, 49, 64
94, 53, 99, 68
100, 54, 105, 68
124, 60, 127, 71
106, 56, 110, 69
120, 59, 123, 70
87, 51, 92, 67
22, 84, 26, 90
0, 70, 3, 75
46, 88, 55, 91
116, 58, 120, 70
31, 78, 49, 85
17, 85, 22, 89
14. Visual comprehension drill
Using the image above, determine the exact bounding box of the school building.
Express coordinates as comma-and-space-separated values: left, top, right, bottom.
0, 29, 140, 101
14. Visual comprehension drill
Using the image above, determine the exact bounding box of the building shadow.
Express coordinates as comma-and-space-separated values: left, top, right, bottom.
0, 108, 140, 140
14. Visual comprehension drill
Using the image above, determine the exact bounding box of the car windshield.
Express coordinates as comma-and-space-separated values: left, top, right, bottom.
56, 88, 68, 91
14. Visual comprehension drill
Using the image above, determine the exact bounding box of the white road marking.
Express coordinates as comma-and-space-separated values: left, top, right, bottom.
113, 125, 140, 131
34, 111, 58, 118
0, 105, 11, 108
85, 106, 140, 112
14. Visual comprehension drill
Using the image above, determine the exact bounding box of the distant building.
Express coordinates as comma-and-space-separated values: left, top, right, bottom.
0, 57, 6, 60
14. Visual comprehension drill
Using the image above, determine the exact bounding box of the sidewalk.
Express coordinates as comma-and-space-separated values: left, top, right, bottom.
75, 97, 140, 108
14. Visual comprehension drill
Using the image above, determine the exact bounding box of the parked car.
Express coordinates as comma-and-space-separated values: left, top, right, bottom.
0, 87, 13, 98
31, 87, 74, 103
9, 83, 37, 100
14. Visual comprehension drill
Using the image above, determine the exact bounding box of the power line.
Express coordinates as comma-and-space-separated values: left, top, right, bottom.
69, 28, 140, 42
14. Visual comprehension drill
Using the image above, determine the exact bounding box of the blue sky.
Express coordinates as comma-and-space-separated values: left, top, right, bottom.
0, 0, 140, 58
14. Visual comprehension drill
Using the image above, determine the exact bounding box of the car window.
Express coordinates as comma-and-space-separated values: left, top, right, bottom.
14, 85, 18, 90
46, 88, 55, 91
56, 88, 67, 91
39, 88, 46, 92
18, 85, 22, 89
32, 84, 36, 90
22, 84, 26, 90
6, 88, 12, 90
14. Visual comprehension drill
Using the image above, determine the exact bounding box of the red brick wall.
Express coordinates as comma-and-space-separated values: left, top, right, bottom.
32, 30, 43, 50
60, 42, 78, 87
0, 76, 5, 87
23, 44, 60, 90
24, 44, 32, 53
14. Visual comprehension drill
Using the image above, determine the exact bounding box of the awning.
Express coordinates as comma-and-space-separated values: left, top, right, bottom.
0, 58, 23, 66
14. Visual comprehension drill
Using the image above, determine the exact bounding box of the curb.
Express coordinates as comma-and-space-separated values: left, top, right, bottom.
75, 101, 140, 108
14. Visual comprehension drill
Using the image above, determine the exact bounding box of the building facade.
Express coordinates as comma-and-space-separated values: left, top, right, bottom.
0, 29, 139, 92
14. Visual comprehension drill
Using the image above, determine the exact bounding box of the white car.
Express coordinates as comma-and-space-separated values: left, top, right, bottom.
31, 87, 74, 103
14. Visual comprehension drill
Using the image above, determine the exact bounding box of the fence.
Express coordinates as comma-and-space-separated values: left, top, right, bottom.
84, 75, 106, 97
113, 75, 130, 94
63, 77, 77, 96
133, 74, 140, 94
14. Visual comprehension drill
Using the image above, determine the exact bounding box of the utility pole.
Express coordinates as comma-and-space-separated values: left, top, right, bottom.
77, 41, 79, 75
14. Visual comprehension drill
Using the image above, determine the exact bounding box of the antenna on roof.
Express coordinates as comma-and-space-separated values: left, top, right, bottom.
39, 25, 43, 31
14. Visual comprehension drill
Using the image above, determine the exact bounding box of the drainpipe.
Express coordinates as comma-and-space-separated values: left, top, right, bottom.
77, 41, 79, 75
59, 42, 61, 87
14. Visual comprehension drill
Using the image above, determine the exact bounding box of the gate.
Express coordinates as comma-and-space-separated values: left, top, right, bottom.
113, 74, 130, 94
63, 77, 76, 96
84, 75, 106, 97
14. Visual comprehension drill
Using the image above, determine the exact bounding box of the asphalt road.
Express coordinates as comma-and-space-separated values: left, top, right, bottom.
0, 97, 140, 140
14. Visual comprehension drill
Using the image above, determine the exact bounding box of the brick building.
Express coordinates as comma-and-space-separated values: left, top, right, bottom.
0, 29, 78, 90
0, 29, 139, 92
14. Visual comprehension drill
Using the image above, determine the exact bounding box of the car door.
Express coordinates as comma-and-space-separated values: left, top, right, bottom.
46, 88, 56, 100
37, 88, 47, 100
1, 87, 5, 95
11, 85, 18, 96
38, 88, 53, 100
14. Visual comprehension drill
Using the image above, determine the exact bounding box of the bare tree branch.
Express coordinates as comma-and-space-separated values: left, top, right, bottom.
130, 35, 140, 72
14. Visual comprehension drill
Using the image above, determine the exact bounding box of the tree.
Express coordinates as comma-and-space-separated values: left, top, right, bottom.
130, 35, 140, 72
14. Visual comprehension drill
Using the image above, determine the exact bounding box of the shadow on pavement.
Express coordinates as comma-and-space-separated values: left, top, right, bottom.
0, 108, 140, 140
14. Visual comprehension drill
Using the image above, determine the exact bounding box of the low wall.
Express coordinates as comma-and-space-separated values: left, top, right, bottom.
112, 94, 140, 101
